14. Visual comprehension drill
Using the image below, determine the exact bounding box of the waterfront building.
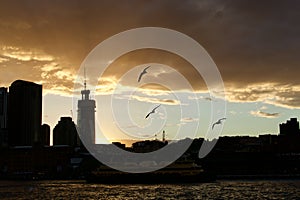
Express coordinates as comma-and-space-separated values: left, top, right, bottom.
8, 80, 42, 146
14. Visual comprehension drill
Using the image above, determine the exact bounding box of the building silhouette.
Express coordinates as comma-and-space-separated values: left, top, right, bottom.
8, 80, 42, 146
41, 124, 50, 146
0, 87, 8, 147
0, 87, 8, 129
77, 76, 96, 145
279, 118, 300, 135
53, 117, 78, 146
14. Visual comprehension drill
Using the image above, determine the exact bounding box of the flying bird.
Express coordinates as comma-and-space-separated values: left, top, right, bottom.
212, 118, 226, 130
145, 104, 161, 119
138, 66, 150, 82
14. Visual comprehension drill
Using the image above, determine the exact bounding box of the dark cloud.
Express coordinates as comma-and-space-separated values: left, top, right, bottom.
99, 49, 206, 91
0, 0, 299, 107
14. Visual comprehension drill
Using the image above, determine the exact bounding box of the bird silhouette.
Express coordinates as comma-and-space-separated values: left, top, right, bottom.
138, 66, 150, 82
212, 118, 226, 129
145, 104, 161, 119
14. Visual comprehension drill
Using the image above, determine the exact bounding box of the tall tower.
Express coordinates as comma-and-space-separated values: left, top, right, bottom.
8, 80, 42, 146
0, 87, 9, 147
0, 87, 8, 129
77, 70, 96, 145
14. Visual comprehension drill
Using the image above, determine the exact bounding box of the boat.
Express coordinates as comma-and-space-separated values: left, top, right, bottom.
86, 162, 215, 184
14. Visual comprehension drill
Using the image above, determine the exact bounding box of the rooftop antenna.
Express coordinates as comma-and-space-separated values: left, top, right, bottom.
84, 67, 87, 91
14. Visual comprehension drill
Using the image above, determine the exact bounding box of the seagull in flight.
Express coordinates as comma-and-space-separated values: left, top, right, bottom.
212, 118, 226, 130
138, 66, 150, 82
145, 104, 161, 119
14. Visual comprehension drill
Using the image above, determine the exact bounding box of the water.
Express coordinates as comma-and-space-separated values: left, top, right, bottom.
0, 180, 299, 199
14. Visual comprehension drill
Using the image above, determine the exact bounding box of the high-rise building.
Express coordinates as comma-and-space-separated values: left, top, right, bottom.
77, 77, 96, 145
0, 87, 8, 147
0, 87, 8, 129
8, 80, 42, 146
279, 118, 300, 135
53, 117, 78, 146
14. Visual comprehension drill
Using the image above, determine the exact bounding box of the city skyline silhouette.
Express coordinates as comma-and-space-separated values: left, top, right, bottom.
0, 79, 299, 147
0, 3, 300, 198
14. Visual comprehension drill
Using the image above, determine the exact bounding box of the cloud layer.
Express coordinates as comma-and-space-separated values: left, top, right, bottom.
0, 0, 299, 108
250, 110, 280, 119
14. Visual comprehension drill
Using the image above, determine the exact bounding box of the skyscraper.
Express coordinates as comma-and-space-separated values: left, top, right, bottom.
0, 87, 8, 147
77, 76, 96, 145
8, 80, 42, 146
53, 117, 78, 146
0, 87, 8, 129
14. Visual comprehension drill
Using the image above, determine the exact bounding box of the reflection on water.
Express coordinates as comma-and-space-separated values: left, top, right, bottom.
0, 180, 299, 199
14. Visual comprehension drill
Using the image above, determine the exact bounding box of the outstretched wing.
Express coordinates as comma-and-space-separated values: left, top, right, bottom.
138, 73, 143, 82
152, 104, 161, 112
145, 112, 151, 119
212, 123, 216, 130
144, 66, 151, 71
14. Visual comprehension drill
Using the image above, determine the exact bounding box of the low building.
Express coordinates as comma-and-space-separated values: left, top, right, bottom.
53, 117, 79, 147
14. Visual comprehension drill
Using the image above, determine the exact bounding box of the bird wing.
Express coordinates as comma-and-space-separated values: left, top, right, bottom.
212, 123, 216, 130
145, 112, 151, 119
144, 66, 151, 71
137, 73, 143, 82
152, 104, 161, 111
215, 118, 226, 124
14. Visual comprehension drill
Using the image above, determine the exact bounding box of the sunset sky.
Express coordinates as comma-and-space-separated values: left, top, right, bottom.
0, 0, 299, 144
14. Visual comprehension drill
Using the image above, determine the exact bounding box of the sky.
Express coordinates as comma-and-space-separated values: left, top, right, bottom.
0, 0, 299, 145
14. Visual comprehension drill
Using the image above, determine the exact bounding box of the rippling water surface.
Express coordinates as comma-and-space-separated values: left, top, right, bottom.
0, 180, 299, 199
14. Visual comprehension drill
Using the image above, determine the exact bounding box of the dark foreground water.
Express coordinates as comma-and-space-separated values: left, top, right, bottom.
0, 180, 299, 199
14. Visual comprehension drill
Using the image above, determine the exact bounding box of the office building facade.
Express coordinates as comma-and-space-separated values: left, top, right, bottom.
8, 80, 42, 146
0, 87, 8, 147
0, 87, 8, 129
